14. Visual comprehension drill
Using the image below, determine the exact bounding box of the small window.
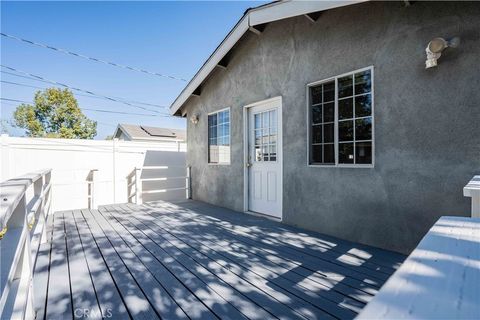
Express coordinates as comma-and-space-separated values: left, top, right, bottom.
253, 109, 277, 162
208, 108, 230, 164
308, 67, 373, 166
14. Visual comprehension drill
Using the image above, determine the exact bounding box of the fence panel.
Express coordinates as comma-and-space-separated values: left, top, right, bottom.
0, 135, 186, 211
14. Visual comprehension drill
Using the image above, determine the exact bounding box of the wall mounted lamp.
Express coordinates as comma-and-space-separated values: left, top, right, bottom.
425, 37, 460, 69
190, 113, 199, 125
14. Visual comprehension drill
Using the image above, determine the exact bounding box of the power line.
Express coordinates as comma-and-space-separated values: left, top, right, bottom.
0, 79, 168, 108
0, 98, 30, 103
1, 71, 168, 108
1, 66, 169, 112
0, 97, 169, 117
1, 32, 188, 82
82, 108, 163, 117
2, 80, 44, 90
0, 65, 170, 114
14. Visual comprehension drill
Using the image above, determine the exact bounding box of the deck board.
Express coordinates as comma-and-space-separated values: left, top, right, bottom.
32, 214, 53, 320
165, 200, 403, 269
64, 211, 102, 319
93, 207, 216, 320
81, 209, 160, 320
34, 200, 405, 320
116, 204, 356, 319
127, 202, 384, 292
103, 206, 274, 320
158, 201, 394, 280
100, 206, 248, 320
111, 204, 327, 320
144, 208, 376, 301
45, 212, 72, 319
72, 209, 129, 319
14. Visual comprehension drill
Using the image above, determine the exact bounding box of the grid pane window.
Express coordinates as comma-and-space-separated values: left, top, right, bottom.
310, 80, 335, 164
254, 109, 277, 162
309, 68, 373, 166
208, 109, 230, 164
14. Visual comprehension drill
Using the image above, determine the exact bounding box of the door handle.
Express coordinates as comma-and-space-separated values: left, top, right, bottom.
246, 162, 252, 168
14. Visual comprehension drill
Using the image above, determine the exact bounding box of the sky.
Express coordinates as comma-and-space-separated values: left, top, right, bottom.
1, 1, 267, 139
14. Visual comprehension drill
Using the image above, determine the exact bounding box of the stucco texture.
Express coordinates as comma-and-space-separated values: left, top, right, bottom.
182, 1, 480, 254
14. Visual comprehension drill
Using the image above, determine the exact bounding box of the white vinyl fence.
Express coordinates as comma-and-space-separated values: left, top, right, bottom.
0, 135, 186, 211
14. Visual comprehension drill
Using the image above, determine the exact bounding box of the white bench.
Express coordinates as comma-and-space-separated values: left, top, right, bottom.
357, 216, 480, 319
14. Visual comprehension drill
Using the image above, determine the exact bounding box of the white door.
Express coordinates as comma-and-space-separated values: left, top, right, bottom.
247, 98, 282, 218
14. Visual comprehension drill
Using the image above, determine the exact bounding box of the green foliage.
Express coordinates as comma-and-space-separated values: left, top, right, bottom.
13, 88, 97, 139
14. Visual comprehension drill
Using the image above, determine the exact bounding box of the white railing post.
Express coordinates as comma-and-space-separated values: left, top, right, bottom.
92, 169, 98, 210
135, 168, 143, 205
31, 176, 43, 230
112, 138, 118, 204
13, 219, 35, 320
464, 175, 480, 218
44, 171, 52, 217
186, 166, 192, 199
39, 173, 49, 244
88, 169, 98, 210
3, 193, 35, 320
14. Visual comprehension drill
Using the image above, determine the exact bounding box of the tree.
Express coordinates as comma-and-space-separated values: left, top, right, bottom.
13, 88, 97, 139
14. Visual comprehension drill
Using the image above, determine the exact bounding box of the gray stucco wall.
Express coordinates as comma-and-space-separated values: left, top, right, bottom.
182, 1, 480, 254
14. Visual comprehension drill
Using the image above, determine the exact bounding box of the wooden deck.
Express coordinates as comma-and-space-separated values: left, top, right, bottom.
33, 200, 405, 320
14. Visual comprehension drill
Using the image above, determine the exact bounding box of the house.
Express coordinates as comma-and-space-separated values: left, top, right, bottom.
169, 0, 480, 254
113, 123, 186, 142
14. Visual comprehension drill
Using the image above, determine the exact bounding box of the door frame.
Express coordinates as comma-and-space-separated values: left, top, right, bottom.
242, 96, 283, 220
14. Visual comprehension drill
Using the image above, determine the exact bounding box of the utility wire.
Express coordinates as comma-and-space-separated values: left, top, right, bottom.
0, 97, 168, 117
1, 32, 188, 82
0, 79, 168, 109
0, 65, 171, 114
1, 71, 168, 108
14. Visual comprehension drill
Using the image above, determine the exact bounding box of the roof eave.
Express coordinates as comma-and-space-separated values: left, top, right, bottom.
114, 124, 132, 140
169, 0, 368, 116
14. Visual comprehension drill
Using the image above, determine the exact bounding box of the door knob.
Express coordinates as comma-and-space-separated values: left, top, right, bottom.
246, 162, 252, 168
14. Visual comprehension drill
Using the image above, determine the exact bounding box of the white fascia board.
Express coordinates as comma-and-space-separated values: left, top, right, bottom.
169, 0, 367, 116
169, 16, 249, 115
113, 124, 128, 139
248, 0, 367, 25
117, 124, 134, 140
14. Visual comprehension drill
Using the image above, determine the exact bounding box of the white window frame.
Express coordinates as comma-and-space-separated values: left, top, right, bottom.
306, 66, 375, 168
207, 107, 231, 165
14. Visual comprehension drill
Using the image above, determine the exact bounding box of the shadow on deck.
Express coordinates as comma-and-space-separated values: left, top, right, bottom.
33, 200, 405, 320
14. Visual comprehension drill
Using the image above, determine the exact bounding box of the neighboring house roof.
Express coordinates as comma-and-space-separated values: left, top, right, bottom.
169, 0, 366, 116
113, 124, 186, 141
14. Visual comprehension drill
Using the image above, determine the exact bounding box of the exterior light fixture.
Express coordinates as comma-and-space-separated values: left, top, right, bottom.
425, 37, 460, 69
190, 113, 199, 124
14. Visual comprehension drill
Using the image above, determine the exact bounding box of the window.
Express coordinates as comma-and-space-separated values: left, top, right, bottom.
208, 108, 230, 164
253, 109, 277, 162
308, 67, 373, 166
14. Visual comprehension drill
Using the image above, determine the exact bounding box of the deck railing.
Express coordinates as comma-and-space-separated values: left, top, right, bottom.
87, 169, 98, 210
464, 175, 480, 218
0, 169, 52, 320
127, 166, 191, 204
